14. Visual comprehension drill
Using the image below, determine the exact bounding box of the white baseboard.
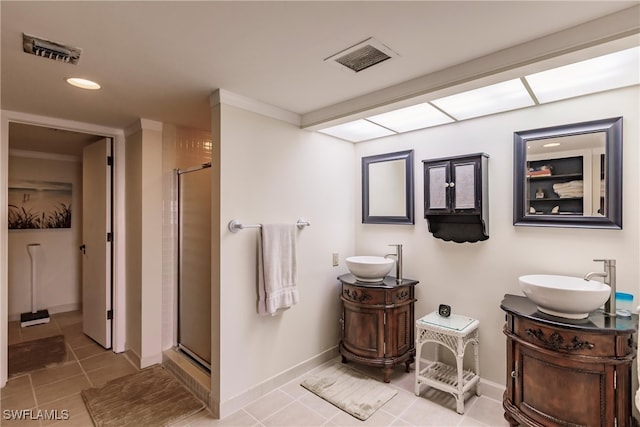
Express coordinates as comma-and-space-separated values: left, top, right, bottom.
216, 346, 339, 419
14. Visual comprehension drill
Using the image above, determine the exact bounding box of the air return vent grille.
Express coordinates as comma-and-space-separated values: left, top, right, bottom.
325, 37, 398, 73
22, 33, 82, 64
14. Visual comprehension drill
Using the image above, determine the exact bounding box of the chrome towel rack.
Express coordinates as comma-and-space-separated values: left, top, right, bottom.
228, 218, 310, 233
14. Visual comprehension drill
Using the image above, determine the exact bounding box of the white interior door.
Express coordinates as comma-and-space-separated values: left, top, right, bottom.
82, 138, 112, 348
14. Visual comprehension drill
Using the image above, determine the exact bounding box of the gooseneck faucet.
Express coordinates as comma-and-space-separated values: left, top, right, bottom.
584, 259, 616, 316
385, 244, 403, 284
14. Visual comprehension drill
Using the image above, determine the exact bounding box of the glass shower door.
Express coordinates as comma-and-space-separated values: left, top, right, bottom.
178, 165, 211, 369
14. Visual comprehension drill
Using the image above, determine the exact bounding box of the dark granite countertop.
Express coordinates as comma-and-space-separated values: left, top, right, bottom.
337, 273, 419, 288
501, 294, 637, 333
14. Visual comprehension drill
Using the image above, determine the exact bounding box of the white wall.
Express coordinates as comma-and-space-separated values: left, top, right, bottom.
354, 86, 640, 385
124, 120, 164, 368
7, 154, 82, 319
216, 103, 355, 415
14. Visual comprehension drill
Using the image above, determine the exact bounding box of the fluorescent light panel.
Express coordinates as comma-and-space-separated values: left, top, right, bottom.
525, 46, 640, 104
431, 79, 534, 120
367, 102, 454, 132
317, 119, 396, 142
316, 46, 639, 143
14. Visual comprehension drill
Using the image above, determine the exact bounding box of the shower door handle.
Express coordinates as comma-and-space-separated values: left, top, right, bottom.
79, 244, 86, 254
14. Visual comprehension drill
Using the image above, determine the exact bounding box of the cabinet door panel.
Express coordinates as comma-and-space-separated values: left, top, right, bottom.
343, 305, 384, 358
518, 346, 607, 426
386, 305, 413, 357
426, 162, 450, 212
452, 162, 477, 211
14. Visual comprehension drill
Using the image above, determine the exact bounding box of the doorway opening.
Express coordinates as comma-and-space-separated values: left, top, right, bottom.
7, 122, 114, 348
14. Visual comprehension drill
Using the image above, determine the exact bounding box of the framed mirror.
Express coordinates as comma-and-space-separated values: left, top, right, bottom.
513, 117, 622, 229
362, 150, 414, 224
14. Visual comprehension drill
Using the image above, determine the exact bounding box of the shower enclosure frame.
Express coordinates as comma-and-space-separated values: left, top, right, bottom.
176, 162, 212, 371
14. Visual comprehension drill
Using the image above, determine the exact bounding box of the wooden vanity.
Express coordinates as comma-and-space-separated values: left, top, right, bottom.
501, 294, 637, 427
338, 274, 418, 382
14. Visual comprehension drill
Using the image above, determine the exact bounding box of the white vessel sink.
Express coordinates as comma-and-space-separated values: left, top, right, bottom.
346, 256, 394, 283
519, 274, 611, 319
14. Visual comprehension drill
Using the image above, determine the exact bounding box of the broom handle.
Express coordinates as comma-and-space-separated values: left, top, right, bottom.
27, 243, 40, 314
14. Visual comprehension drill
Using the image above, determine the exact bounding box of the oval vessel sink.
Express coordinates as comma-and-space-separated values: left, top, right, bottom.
519, 274, 611, 319
346, 256, 394, 283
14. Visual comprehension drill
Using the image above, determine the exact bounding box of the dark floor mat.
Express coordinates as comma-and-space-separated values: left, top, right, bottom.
8, 334, 67, 376
81, 365, 204, 427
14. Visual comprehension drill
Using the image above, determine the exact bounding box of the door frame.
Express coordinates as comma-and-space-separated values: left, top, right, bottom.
0, 110, 126, 387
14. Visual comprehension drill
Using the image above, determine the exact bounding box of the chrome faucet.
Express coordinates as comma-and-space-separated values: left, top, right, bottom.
385, 244, 403, 284
584, 259, 616, 316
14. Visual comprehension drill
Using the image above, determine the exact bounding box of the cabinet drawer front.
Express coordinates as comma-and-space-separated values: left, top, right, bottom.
390, 286, 413, 304
515, 317, 619, 357
342, 284, 385, 305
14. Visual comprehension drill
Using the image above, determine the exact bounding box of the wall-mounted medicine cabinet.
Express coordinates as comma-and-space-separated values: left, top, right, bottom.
423, 153, 489, 243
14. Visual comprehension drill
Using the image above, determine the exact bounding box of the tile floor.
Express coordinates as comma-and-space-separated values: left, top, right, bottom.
2, 312, 508, 426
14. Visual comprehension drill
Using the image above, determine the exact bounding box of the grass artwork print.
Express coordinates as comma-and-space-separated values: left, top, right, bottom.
8, 179, 72, 229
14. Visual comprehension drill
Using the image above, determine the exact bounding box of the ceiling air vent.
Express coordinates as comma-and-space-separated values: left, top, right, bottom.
22, 33, 82, 64
325, 37, 398, 73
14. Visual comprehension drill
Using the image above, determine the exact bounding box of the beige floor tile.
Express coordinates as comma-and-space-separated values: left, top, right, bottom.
78, 351, 122, 373
30, 362, 83, 388
51, 311, 82, 328
19, 322, 62, 342
329, 406, 397, 426
8, 321, 22, 345
378, 389, 418, 418
39, 393, 90, 426
71, 340, 109, 360
0, 410, 43, 427
244, 389, 295, 421
33, 375, 91, 406
463, 396, 509, 427
59, 323, 83, 338
64, 332, 95, 350
1, 374, 32, 398
263, 401, 327, 426
85, 357, 138, 387
298, 391, 341, 419
398, 396, 463, 427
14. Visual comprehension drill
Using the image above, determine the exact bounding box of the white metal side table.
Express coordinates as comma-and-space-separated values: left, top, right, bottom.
415, 311, 480, 414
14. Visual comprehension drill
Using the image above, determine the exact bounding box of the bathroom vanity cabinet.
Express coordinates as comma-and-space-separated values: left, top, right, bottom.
422, 153, 489, 242
501, 294, 637, 427
338, 274, 419, 383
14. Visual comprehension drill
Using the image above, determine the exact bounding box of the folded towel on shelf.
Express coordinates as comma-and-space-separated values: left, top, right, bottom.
258, 224, 299, 316
553, 180, 583, 198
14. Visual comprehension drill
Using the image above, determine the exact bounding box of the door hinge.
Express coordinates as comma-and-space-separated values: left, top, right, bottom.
107, 156, 113, 166
107, 232, 113, 242
614, 370, 617, 390
107, 310, 113, 320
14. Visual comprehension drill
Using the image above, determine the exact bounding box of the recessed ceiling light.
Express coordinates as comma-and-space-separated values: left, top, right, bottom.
524, 46, 640, 103
367, 102, 454, 133
66, 77, 100, 90
431, 79, 534, 120
318, 119, 396, 142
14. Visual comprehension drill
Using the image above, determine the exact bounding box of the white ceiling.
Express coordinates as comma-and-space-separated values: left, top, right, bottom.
1, 1, 638, 135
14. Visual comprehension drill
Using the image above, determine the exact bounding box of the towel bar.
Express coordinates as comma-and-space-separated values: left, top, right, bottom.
228, 218, 310, 233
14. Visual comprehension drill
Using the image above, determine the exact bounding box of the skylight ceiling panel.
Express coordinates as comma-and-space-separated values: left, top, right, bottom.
318, 119, 396, 142
525, 46, 640, 104
367, 102, 454, 133
431, 79, 535, 121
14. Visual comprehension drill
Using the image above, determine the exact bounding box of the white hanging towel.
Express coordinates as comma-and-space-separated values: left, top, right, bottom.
258, 224, 299, 315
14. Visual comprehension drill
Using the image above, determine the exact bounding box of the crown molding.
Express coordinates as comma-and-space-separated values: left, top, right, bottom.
211, 89, 301, 126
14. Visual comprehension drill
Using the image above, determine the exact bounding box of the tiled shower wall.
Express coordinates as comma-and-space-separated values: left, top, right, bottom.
161, 124, 213, 351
